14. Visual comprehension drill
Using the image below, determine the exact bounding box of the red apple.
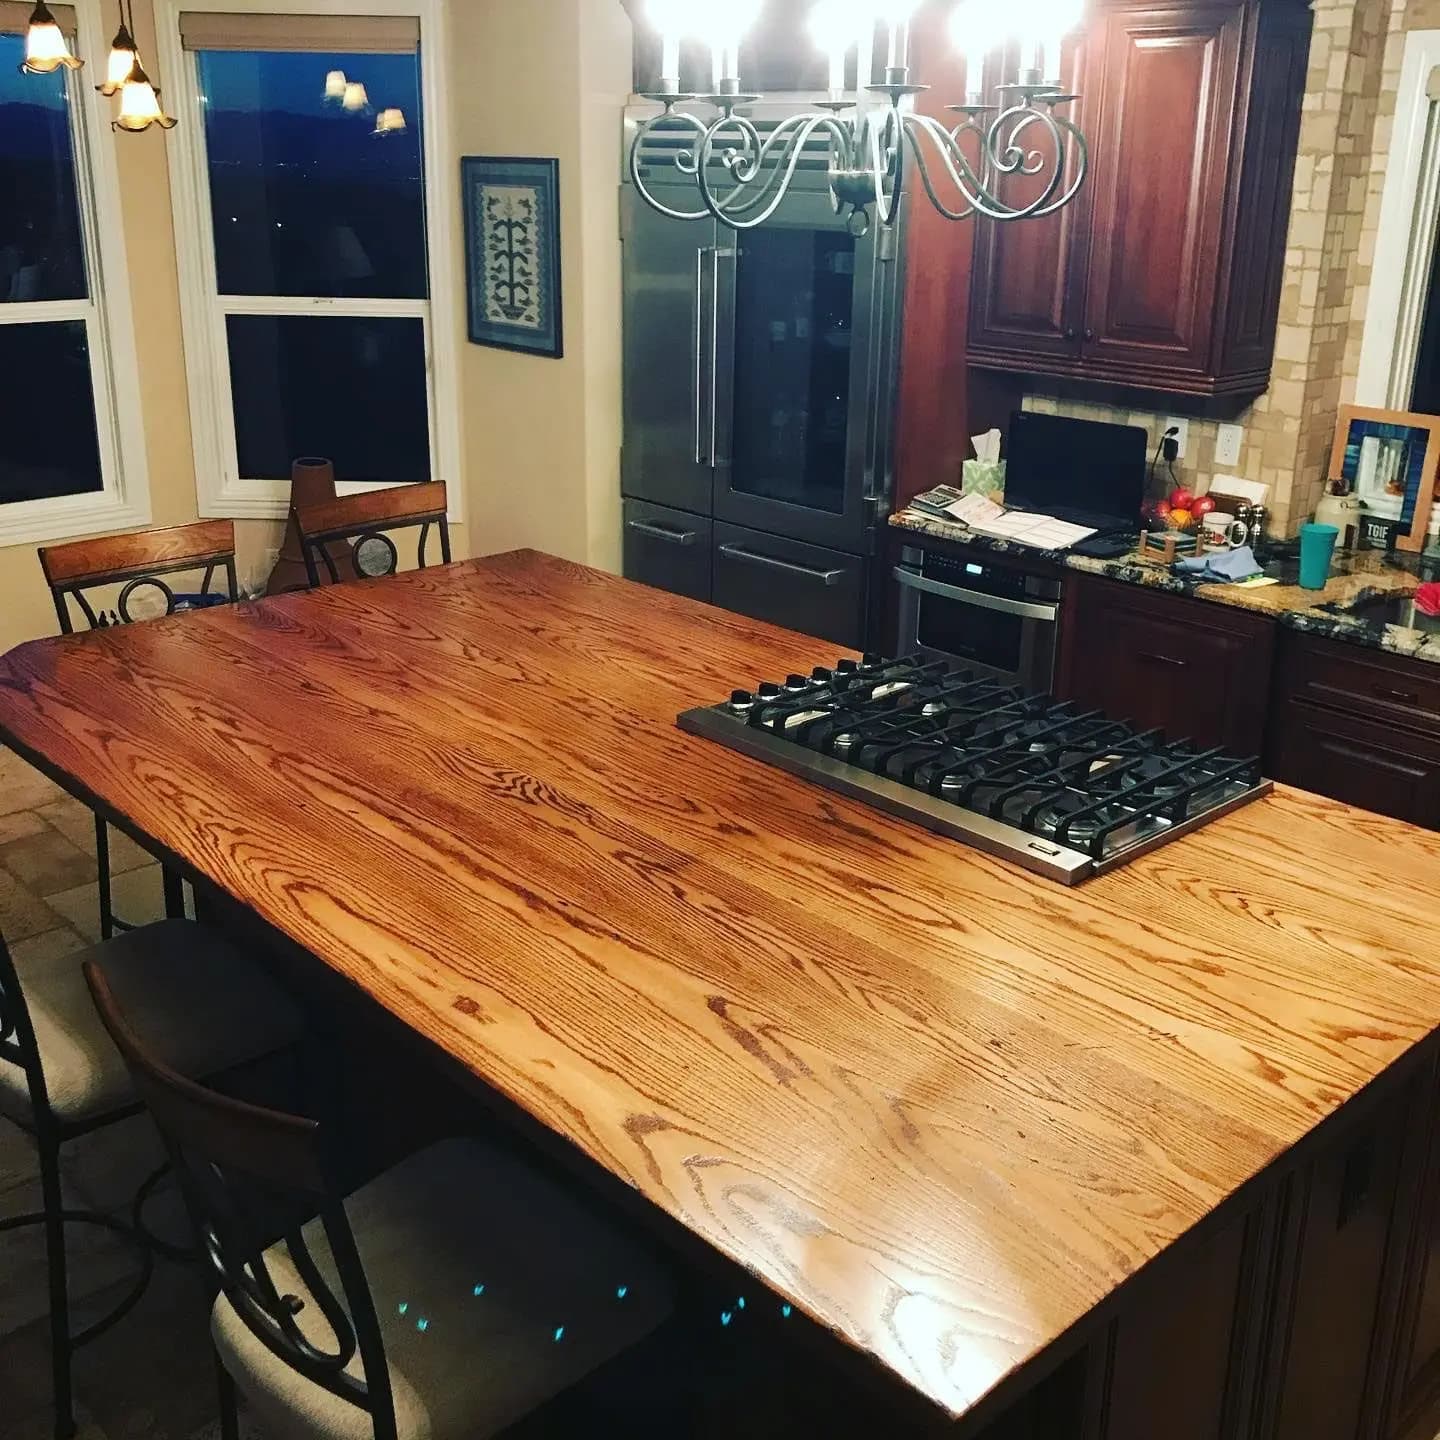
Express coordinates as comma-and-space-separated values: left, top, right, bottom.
1191, 494, 1217, 518
1169, 486, 1195, 511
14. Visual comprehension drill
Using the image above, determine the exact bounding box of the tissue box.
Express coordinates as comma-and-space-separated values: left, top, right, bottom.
962, 459, 1006, 499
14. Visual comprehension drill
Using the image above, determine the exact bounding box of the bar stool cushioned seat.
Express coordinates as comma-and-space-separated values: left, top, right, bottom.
211, 1137, 672, 1440
0, 919, 301, 1128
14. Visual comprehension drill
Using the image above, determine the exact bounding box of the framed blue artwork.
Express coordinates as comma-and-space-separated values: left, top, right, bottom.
461, 156, 563, 359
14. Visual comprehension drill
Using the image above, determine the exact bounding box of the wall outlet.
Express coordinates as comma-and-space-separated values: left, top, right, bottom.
1214, 423, 1245, 468
1164, 416, 1190, 461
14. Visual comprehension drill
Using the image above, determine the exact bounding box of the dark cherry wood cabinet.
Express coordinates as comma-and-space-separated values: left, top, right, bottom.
1265, 632, 1440, 831
1260, 1080, 1422, 1440
967, 35, 1094, 367
1054, 572, 1276, 753
968, 0, 1312, 398
1377, 1063, 1440, 1440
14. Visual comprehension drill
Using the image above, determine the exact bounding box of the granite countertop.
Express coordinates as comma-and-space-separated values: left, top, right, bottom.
891, 507, 1440, 666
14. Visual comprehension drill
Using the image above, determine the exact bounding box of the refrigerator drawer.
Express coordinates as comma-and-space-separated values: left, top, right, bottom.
712, 522, 864, 647
623, 500, 713, 603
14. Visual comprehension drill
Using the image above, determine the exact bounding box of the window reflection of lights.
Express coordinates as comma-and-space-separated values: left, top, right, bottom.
372, 106, 406, 137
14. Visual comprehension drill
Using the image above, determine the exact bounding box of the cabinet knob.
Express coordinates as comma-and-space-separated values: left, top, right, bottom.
1064, 326, 1076, 340
1083, 327, 1095, 342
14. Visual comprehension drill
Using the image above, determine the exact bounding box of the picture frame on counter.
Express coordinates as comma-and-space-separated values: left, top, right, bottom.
461, 156, 563, 359
1327, 403, 1440, 553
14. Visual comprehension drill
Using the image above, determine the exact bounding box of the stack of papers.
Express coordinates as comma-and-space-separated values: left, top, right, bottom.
938, 493, 1097, 551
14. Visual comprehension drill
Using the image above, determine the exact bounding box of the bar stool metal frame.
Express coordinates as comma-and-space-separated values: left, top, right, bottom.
0, 916, 303, 1440
0, 933, 164, 1440
37, 521, 239, 939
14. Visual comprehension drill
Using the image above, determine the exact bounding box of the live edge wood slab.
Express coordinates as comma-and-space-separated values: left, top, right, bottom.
2, 550, 1440, 1425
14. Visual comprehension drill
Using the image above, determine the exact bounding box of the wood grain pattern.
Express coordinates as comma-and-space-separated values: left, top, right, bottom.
37, 520, 235, 586
3, 551, 1440, 1422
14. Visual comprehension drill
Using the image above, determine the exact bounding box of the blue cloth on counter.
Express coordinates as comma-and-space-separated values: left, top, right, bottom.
1173, 545, 1263, 583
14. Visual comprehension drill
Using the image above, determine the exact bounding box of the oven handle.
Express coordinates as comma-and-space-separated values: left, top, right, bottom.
892, 567, 1059, 623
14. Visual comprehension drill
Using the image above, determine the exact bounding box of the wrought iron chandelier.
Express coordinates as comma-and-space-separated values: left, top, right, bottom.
631, 0, 1089, 234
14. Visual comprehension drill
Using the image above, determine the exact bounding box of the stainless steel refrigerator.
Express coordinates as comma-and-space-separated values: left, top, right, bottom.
620, 107, 907, 648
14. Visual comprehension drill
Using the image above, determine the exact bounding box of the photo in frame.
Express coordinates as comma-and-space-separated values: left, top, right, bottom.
461, 156, 563, 359
1327, 404, 1440, 553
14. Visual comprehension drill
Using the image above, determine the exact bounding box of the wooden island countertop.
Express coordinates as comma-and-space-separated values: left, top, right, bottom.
1, 550, 1439, 1427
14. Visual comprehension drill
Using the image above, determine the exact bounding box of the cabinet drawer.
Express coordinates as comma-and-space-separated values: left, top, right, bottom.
1275, 632, 1440, 739
712, 523, 864, 647
1266, 699, 1440, 829
1055, 574, 1275, 754
622, 500, 712, 603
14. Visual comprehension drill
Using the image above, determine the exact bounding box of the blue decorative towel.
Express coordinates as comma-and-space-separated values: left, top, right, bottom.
1173, 545, 1263, 583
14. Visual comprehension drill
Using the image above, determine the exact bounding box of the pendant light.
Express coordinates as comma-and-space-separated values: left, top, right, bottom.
96, 17, 137, 96
21, 0, 82, 73
114, 58, 175, 130
372, 106, 406, 136
323, 68, 347, 101
101, 0, 175, 132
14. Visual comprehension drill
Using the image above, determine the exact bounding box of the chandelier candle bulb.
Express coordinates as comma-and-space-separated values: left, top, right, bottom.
659, 34, 680, 91
647, 0, 689, 90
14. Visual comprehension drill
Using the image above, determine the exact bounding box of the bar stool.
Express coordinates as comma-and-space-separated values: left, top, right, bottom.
37, 521, 240, 939
296, 481, 451, 587
85, 955, 674, 1440
0, 918, 302, 1439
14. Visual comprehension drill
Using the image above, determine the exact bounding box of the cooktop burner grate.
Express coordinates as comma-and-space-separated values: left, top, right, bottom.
678, 653, 1272, 884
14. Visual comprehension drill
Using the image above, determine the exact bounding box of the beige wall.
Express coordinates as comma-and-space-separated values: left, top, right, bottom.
0, 0, 631, 656
448, 0, 630, 572
1023, 0, 1399, 537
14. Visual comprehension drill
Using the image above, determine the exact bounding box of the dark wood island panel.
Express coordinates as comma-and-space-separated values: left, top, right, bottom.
1, 551, 1439, 1436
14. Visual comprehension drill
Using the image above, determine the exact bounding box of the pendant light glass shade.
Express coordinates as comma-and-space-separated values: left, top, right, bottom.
22, 1, 82, 72
341, 79, 368, 111
97, 22, 138, 95
323, 67, 346, 99
114, 62, 175, 130
372, 106, 405, 136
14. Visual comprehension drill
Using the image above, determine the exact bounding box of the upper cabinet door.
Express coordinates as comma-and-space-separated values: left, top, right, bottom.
967, 35, 1094, 363
1080, 5, 1243, 379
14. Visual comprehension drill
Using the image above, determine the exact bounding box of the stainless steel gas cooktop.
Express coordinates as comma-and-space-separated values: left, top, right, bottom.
677, 654, 1272, 884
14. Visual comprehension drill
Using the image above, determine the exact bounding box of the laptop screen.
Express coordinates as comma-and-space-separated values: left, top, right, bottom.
1005, 411, 1148, 526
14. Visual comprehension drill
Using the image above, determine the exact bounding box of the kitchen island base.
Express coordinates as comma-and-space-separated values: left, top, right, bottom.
970, 1048, 1440, 1440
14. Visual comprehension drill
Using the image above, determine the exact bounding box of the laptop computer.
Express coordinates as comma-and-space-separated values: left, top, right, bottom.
1004, 411, 1148, 541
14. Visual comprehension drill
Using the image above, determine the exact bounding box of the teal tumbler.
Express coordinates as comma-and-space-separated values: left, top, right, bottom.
1298, 522, 1339, 591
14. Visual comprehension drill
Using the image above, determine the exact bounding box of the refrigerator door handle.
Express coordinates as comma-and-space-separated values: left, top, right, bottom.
711, 246, 737, 469
693, 246, 709, 466
719, 543, 844, 586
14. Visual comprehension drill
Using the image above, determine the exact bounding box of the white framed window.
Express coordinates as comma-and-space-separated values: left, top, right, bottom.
0, 0, 150, 545
157, 0, 461, 521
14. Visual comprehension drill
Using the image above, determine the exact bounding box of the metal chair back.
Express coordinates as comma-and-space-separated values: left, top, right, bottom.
38, 521, 239, 633
83, 959, 399, 1440
295, 481, 450, 587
